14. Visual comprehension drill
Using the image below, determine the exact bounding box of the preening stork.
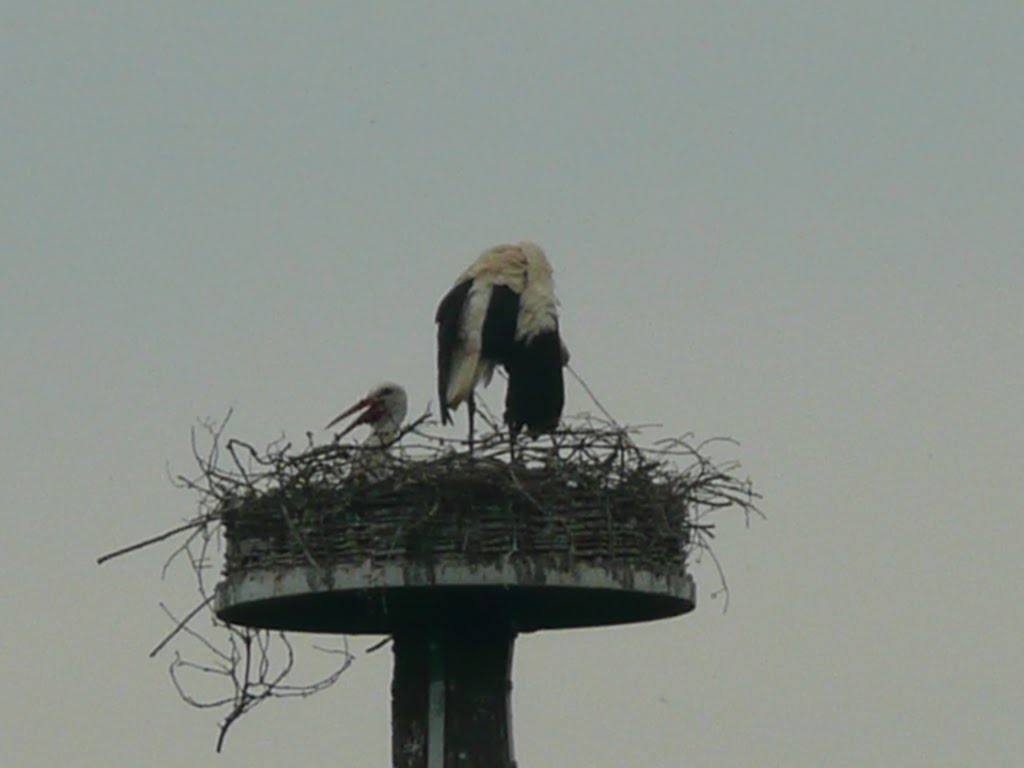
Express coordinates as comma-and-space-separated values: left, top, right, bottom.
326, 382, 408, 449
435, 241, 568, 449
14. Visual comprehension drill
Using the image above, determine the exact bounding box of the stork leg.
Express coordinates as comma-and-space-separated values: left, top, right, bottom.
467, 393, 476, 455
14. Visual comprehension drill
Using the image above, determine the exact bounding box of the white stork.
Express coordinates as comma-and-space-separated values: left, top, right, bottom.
435, 241, 567, 449
325, 382, 408, 449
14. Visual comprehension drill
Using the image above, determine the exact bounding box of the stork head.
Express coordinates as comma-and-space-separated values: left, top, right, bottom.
326, 382, 408, 442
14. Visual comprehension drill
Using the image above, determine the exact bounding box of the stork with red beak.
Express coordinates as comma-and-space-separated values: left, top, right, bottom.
326, 382, 408, 448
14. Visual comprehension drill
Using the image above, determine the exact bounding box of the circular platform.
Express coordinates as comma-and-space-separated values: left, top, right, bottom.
213, 457, 699, 635
215, 557, 695, 634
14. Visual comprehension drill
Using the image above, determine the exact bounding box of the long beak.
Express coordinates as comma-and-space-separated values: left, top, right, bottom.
326, 397, 382, 438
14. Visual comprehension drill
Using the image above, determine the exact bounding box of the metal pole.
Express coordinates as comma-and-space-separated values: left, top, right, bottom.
427, 635, 445, 768
392, 622, 516, 768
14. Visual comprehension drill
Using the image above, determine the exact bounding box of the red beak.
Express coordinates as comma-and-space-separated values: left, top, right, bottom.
326, 396, 384, 438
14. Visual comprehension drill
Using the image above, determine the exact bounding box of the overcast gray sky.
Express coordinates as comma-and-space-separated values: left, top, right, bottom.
3, 3, 1022, 766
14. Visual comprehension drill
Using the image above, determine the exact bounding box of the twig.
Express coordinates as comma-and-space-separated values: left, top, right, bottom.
150, 595, 216, 658
365, 637, 392, 654
97, 517, 210, 565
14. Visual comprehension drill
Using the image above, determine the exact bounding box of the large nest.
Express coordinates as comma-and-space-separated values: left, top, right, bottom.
100, 410, 759, 752
211, 414, 752, 581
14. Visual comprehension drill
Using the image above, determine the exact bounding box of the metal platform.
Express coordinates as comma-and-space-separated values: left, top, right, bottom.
215, 557, 695, 634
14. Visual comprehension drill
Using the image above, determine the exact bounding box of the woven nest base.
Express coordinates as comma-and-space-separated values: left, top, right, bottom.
215, 459, 694, 633
221, 461, 688, 572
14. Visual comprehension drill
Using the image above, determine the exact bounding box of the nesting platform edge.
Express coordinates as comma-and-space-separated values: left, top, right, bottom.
214, 557, 696, 634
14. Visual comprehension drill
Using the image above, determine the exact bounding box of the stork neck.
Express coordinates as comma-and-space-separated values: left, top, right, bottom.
366, 425, 401, 447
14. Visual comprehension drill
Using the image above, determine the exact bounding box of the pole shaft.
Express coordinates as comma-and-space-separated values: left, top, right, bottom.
392, 623, 516, 768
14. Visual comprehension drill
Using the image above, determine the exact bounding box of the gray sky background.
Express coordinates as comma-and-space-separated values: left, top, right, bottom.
3, 3, 1022, 766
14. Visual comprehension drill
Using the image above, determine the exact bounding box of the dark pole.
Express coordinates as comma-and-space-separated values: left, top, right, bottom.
392, 620, 516, 768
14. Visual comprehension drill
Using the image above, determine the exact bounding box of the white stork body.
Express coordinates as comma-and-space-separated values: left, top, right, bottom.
436, 242, 567, 444
326, 382, 408, 448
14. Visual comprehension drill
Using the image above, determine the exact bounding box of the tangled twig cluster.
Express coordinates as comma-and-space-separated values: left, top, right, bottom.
100, 408, 760, 751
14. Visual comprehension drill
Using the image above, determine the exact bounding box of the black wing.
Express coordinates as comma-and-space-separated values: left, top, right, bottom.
480, 284, 520, 363
435, 278, 473, 425
504, 327, 565, 437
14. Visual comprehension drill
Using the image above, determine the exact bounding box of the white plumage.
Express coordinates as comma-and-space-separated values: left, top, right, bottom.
325, 382, 408, 448
436, 242, 567, 447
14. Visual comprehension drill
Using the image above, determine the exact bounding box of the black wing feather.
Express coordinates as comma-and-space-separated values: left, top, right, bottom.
481, 285, 520, 362
435, 278, 473, 425
504, 328, 565, 437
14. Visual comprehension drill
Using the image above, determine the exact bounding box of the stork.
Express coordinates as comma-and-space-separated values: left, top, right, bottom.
326, 382, 408, 449
435, 241, 567, 452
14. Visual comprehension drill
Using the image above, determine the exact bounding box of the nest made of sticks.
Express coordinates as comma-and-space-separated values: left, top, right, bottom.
99, 410, 760, 753
198, 414, 756, 580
